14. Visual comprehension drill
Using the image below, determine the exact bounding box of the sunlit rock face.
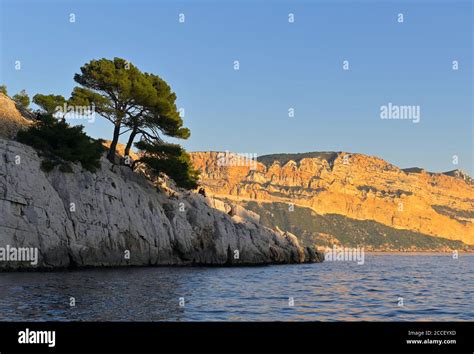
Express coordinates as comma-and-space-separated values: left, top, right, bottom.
0, 93, 34, 139
191, 152, 474, 246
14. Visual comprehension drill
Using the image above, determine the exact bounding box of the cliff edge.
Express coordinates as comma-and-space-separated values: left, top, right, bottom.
0, 138, 322, 269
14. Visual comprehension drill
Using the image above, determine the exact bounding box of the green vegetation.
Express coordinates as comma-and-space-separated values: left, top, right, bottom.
10, 57, 197, 189
12, 90, 30, 108
135, 140, 199, 189
17, 114, 105, 173
0, 85, 7, 95
68, 57, 197, 189
33, 94, 67, 115
357, 185, 413, 197
71, 57, 190, 162
432, 205, 474, 224
242, 201, 469, 251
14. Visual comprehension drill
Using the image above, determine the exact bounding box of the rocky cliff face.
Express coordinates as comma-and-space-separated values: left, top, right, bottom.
0, 139, 322, 270
191, 152, 474, 247
0, 93, 33, 139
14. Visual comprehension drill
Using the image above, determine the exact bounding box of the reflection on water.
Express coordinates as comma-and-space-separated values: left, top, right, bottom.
0, 254, 472, 321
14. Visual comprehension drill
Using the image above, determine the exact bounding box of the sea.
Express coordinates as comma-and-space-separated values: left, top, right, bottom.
0, 254, 472, 321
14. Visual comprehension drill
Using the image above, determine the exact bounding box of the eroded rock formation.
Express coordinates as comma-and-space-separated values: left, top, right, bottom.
191, 152, 474, 246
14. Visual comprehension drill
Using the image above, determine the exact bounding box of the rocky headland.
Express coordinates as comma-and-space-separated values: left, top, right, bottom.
0, 94, 322, 269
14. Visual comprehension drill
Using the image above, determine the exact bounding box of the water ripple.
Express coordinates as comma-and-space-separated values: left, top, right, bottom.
0, 254, 472, 321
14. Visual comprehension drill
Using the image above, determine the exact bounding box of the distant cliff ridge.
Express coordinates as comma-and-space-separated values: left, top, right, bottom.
190, 151, 474, 250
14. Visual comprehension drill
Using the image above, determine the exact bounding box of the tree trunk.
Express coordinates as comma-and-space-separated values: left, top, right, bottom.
107, 122, 121, 163
124, 125, 138, 158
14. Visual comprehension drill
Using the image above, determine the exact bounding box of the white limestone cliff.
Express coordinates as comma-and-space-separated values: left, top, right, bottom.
0, 138, 322, 269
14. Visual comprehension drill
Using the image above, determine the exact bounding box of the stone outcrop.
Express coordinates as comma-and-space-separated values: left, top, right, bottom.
0, 139, 322, 270
191, 152, 474, 245
0, 93, 33, 139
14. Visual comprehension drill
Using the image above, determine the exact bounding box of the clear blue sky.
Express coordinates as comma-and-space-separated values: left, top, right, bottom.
1, 0, 472, 174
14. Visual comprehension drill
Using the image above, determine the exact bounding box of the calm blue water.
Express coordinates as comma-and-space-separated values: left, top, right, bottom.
0, 254, 472, 321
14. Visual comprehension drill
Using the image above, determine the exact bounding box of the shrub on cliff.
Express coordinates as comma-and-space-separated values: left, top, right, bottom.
135, 140, 199, 190
12, 90, 30, 108
17, 114, 105, 173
